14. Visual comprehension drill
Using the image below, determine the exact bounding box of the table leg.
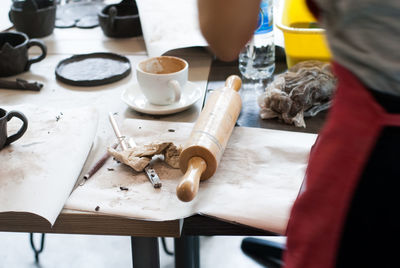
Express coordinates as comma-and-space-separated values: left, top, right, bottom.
29, 233, 46, 263
131, 237, 160, 268
174, 235, 200, 268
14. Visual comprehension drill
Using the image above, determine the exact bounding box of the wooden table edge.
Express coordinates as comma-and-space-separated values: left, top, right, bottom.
0, 211, 183, 237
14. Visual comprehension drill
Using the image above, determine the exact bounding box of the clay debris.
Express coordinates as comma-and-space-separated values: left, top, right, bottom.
108, 142, 182, 172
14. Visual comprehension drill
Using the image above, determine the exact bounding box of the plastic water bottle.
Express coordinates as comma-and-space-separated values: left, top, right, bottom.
238, 0, 275, 80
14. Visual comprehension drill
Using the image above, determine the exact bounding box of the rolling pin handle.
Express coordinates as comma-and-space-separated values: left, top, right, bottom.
225, 75, 242, 92
176, 157, 207, 202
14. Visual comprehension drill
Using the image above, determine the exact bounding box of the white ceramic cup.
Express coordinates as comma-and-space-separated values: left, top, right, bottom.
136, 56, 188, 105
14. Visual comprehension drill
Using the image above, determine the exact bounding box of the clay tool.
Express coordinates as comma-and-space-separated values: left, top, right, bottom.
176, 75, 242, 202
108, 113, 162, 188
108, 112, 128, 150
0, 78, 43, 91
79, 142, 118, 186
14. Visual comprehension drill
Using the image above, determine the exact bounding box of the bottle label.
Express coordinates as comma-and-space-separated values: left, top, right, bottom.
255, 1, 272, 34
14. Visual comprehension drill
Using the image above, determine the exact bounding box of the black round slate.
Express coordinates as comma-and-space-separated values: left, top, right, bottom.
55, 1, 104, 29
55, 18, 76, 28
75, 16, 99, 29
55, 52, 131, 86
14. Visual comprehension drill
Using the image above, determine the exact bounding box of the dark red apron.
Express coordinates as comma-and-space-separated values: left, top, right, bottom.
283, 62, 400, 268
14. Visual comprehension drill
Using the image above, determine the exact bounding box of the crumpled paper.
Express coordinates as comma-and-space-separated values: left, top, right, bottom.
258, 61, 336, 128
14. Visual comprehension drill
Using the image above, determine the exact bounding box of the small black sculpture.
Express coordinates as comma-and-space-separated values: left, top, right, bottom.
9, 0, 57, 38
98, 0, 142, 38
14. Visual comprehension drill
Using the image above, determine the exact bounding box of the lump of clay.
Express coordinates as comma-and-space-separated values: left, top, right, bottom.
258, 60, 337, 127
164, 144, 181, 168
108, 142, 182, 172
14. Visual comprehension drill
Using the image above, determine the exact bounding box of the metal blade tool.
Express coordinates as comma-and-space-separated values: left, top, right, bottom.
108, 113, 162, 188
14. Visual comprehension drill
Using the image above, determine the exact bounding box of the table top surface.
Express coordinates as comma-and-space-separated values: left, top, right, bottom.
0, 22, 326, 238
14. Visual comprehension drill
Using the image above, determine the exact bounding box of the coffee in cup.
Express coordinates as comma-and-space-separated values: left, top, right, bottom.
0, 108, 28, 150
136, 56, 188, 105
0, 31, 47, 77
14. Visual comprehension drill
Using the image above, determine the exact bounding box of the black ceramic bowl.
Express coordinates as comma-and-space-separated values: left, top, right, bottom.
9, 0, 56, 38
98, 0, 142, 38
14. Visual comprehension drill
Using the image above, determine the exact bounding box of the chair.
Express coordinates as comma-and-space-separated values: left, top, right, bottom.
241, 237, 285, 267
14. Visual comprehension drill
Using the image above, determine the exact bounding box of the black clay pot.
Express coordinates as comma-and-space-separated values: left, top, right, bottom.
9, 0, 56, 38
98, 0, 142, 38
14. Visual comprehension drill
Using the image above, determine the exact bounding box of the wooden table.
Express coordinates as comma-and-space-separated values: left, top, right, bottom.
0, 21, 326, 268
0, 56, 325, 268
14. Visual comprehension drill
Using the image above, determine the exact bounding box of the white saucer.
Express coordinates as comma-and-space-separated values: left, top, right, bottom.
121, 81, 202, 115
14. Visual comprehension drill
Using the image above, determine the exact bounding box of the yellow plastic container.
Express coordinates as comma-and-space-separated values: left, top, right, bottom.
276, 0, 331, 68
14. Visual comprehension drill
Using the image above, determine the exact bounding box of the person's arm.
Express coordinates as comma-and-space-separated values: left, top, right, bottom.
198, 0, 261, 62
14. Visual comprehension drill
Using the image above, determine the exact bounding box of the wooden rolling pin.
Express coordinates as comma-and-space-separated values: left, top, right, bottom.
176, 75, 242, 202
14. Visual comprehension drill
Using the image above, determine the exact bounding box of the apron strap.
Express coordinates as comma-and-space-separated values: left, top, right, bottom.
381, 113, 400, 127
284, 62, 400, 268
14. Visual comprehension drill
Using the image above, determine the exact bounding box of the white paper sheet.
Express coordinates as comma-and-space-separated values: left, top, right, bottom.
65, 119, 316, 234
0, 105, 98, 225
135, 0, 285, 57
135, 0, 208, 57
0, 1, 12, 32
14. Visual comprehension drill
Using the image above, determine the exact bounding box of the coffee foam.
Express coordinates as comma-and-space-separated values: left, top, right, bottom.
140, 57, 186, 74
